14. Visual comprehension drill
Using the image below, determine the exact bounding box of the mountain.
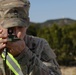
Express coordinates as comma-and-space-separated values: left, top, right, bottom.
30, 18, 76, 26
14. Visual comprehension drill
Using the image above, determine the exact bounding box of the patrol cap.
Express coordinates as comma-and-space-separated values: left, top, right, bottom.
0, 18, 29, 28
0, 0, 30, 28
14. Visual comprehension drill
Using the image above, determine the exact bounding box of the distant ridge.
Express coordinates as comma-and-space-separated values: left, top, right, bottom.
30, 18, 76, 26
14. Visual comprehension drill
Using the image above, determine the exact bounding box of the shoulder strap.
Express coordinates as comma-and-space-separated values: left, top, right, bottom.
1, 48, 24, 75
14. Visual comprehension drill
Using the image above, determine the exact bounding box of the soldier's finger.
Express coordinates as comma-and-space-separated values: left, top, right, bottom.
0, 29, 3, 33
0, 43, 6, 50
0, 39, 8, 43
0, 33, 8, 38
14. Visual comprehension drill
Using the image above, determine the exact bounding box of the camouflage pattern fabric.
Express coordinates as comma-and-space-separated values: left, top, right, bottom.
0, 0, 62, 75
0, 35, 62, 75
15, 35, 62, 75
0, 56, 5, 75
0, 0, 30, 28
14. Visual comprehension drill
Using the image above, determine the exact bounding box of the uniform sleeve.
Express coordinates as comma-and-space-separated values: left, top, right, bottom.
15, 39, 62, 75
40, 39, 62, 75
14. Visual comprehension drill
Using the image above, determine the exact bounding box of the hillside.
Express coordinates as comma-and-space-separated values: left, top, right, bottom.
30, 18, 76, 26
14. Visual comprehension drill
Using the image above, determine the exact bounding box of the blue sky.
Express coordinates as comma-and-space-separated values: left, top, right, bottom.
29, 0, 76, 22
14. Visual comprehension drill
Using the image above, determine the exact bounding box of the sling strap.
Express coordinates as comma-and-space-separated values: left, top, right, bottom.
1, 49, 23, 75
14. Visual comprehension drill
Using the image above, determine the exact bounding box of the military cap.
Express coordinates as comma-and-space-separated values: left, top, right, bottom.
0, 0, 30, 28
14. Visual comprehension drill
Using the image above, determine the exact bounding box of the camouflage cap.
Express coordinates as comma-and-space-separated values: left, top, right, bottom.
0, 0, 30, 28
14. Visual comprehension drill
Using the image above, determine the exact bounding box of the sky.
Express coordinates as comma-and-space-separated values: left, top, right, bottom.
29, 0, 76, 23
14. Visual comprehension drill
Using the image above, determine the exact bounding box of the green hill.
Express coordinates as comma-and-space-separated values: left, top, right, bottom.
30, 18, 76, 26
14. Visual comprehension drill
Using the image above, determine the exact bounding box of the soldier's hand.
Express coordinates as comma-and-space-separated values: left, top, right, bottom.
0, 26, 8, 54
6, 27, 26, 56
6, 40, 25, 56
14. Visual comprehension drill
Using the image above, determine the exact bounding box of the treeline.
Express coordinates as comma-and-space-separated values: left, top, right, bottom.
27, 23, 76, 66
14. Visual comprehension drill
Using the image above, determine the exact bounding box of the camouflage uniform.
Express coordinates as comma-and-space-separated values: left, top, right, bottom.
16, 35, 62, 75
0, 35, 62, 75
0, 0, 62, 75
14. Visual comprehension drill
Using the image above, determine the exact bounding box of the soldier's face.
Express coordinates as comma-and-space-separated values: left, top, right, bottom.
10, 26, 27, 40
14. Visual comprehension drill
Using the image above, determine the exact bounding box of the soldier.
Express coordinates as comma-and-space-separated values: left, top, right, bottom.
0, 0, 62, 75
